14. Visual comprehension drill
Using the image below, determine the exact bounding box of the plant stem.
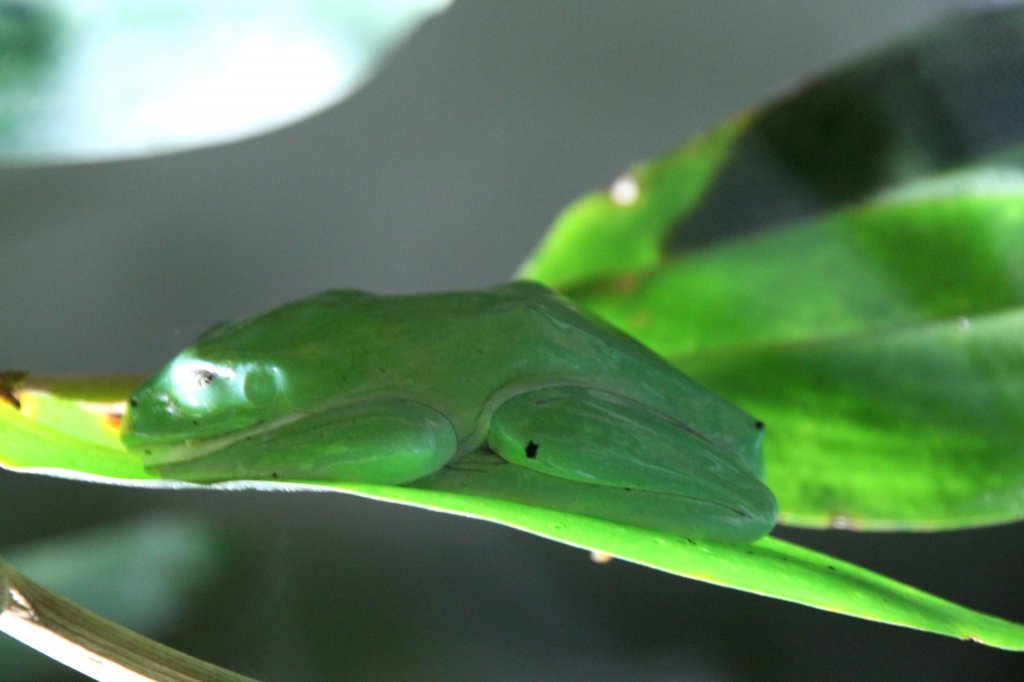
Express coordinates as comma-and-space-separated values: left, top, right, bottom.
0, 557, 257, 682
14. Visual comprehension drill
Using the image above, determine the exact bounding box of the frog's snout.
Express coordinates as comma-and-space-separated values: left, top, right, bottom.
122, 385, 180, 443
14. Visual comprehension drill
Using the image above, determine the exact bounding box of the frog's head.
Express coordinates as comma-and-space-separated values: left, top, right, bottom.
122, 349, 286, 464
121, 292, 362, 465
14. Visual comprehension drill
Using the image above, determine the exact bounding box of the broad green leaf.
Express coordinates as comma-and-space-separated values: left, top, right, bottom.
1, 516, 228, 681
558, 175, 1024, 360
522, 7, 1024, 288
688, 304, 1024, 530
0, 0, 451, 164
2, 376, 1024, 650
521, 6, 1024, 530
560, 181, 1024, 529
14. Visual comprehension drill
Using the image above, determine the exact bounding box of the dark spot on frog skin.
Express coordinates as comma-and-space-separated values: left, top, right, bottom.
525, 441, 539, 458
754, 420, 765, 430
271, 472, 279, 479
129, 398, 139, 408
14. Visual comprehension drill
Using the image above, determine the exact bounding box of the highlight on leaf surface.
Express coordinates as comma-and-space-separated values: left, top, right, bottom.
2, 373, 1024, 651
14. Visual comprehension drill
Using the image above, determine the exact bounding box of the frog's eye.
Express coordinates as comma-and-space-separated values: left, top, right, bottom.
243, 366, 282, 407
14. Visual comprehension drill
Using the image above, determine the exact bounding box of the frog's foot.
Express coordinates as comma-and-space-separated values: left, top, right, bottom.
153, 398, 458, 485
487, 386, 776, 539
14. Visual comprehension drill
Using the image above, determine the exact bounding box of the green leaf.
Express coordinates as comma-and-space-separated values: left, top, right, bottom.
0, 0, 450, 164
521, 6, 1024, 530
2, 376, 1024, 650
1, 515, 228, 681
558, 177, 1024, 360
522, 7, 1024, 288
688, 302, 1024, 530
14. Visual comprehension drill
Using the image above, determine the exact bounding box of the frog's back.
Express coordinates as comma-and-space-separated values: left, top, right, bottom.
196, 282, 761, 473
455, 282, 765, 475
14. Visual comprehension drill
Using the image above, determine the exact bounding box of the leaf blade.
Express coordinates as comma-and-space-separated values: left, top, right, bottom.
2, 375, 1023, 650
522, 5, 1024, 531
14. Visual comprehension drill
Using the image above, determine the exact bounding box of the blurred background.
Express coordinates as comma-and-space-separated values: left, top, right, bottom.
3, 1, 1023, 679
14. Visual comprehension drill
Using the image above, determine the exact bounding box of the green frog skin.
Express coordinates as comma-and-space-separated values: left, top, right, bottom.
122, 282, 776, 542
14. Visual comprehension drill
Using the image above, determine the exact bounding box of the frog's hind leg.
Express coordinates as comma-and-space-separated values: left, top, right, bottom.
487, 386, 775, 539
154, 398, 458, 485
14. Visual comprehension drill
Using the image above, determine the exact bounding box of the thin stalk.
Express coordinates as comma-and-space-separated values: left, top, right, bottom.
0, 557, 257, 682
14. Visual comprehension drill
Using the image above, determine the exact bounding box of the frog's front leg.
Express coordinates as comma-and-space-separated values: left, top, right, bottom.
153, 398, 458, 484
487, 386, 776, 538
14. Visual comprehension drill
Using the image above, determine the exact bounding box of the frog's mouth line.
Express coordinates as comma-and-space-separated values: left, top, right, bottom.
123, 412, 307, 468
